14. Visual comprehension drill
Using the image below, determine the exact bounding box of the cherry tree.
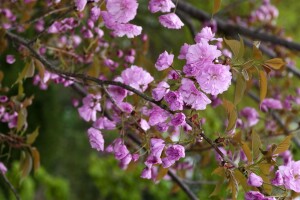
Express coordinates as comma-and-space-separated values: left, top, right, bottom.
1, 0, 300, 199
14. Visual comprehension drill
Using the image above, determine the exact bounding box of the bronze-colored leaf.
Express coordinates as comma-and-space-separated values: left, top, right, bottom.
213, 0, 222, 14
34, 60, 45, 80
253, 45, 263, 60
210, 180, 224, 197
252, 130, 262, 161
15, 61, 35, 84
273, 135, 292, 155
31, 147, 40, 172
264, 58, 285, 70
20, 151, 32, 178
259, 70, 267, 102
212, 166, 225, 176
234, 73, 246, 105
156, 167, 169, 182
27, 127, 39, 145
241, 142, 252, 163
228, 173, 238, 200
234, 169, 249, 191
223, 99, 237, 132
258, 162, 272, 175
224, 38, 241, 60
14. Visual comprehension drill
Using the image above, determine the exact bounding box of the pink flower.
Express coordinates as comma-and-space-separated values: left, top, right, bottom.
247, 172, 263, 187
162, 144, 185, 168
179, 78, 211, 110
145, 138, 165, 167
75, 0, 87, 12
111, 23, 142, 38
93, 117, 116, 130
164, 91, 183, 111
78, 94, 101, 122
107, 84, 127, 103
155, 51, 174, 71
106, 0, 138, 23
152, 81, 170, 101
87, 127, 104, 151
240, 107, 259, 127
148, 0, 175, 13
0, 162, 7, 175
194, 26, 220, 43
196, 64, 232, 95
148, 106, 169, 126
260, 98, 283, 112
159, 13, 184, 29
90, 6, 101, 22
141, 167, 152, 179
139, 119, 150, 131
178, 43, 190, 60
245, 191, 275, 200
6, 55, 15, 64
186, 41, 221, 70
271, 171, 283, 186
276, 161, 300, 192
121, 65, 154, 92
171, 113, 186, 127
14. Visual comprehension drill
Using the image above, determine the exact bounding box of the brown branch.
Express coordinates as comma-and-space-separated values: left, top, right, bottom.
1, 174, 21, 200
176, 0, 300, 52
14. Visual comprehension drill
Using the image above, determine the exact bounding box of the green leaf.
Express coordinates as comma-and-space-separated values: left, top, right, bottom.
264, 58, 285, 70
212, 166, 225, 176
234, 73, 246, 105
27, 127, 39, 145
252, 130, 262, 161
224, 36, 244, 62
213, 0, 222, 14
15, 60, 35, 84
259, 69, 267, 102
241, 142, 252, 163
273, 135, 292, 155
17, 108, 27, 132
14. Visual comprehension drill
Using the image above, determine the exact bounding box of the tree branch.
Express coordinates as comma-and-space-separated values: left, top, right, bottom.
1, 174, 21, 200
176, 0, 300, 51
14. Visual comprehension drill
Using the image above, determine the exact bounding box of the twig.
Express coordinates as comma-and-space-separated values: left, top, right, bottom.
176, 0, 300, 51
1, 174, 21, 200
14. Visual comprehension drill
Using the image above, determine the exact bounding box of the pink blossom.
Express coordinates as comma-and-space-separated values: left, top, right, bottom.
78, 94, 101, 122
260, 98, 283, 112
148, 106, 169, 126
162, 144, 185, 168
145, 138, 165, 167
276, 161, 300, 192
164, 91, 183, 111
90, 6, 101, 22
108, 83, 127, 103
186, 41, 221, 70
179, 78, 211, 110
152, 81, 170, 101
194, 27, 215, 43
247, 172, 263, 187
75, 0, 87, 12
159, 13, 184, 29
87, 127, 104, 151
6, 55, 15, 64
178, 43, 190, 60
112, 23, 142, 38
271, 171, 283, 186
141, 167, 152, 179
196, 64, 232, 95
240, 107, 259, 127
106, 0, 138, 23
245, 191, 275, 200
0, 162, 7, 175
148, 0, 175, 13
139, 119, 150, 131
171, 113, 186, 127
93, 117, 116, 130
155, 51, 174, 71
121, 65, 154, 92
